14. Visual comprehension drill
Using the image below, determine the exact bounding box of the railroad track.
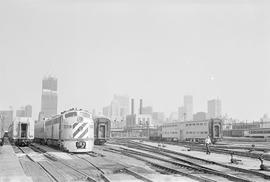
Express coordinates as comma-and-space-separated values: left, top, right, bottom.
32, 144, 153, 182
75, 152, 155, 182
104, 147, 231, 182
128, 139, 270, 161
16, 146, 59, 182
28, 144, 99, 182
107, 140, 270, 181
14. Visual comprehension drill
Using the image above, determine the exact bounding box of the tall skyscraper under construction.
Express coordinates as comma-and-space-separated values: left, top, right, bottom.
41, 76, 57, 118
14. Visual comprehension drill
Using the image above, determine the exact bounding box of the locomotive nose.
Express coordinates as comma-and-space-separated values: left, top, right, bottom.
76, 141, 86, 149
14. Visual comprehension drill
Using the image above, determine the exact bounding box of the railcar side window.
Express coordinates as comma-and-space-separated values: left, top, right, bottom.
64, 125, 72, 129
80, 112, 90, 118
65, 112, 77, 118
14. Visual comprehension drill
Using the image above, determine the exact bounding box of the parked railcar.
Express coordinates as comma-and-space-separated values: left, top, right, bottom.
8, 117, 34, 146
34, 108, 94, 153
245, 128, 270, 138
160, 118, 223, 143
93, 116, 111, 145
149, 126, 162, 141
0, 121, 4, 146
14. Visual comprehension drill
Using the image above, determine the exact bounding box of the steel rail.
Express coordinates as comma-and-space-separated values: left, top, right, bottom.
29, 144, 98, 182
17, 146, 59, 182
123, 141, 270, 180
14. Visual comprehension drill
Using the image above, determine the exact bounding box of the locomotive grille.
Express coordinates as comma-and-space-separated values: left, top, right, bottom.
73, 122, 89, 139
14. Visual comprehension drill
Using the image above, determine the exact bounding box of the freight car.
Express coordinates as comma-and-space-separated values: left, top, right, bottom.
8, 117, 34, 146
161, 118, 223, 143
34, 108, 94, 153
93, 116, 111, 145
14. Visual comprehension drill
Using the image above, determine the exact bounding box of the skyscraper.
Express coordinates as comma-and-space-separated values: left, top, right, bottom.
16, 108, 26, 117
207, 99, 222, 118
102, 106, 111, 117
193, 112, 207, 121
112, 94, 130, 118
169, 112, 178, 122
41, 76, 58, 118
16, 105, 32, 117
178, 106, 185, 122
152, 112, 165, 125
25, 105, 32, 117
110, 99, 120, 117
184, 95, 193, 121
141, 106, 153, 115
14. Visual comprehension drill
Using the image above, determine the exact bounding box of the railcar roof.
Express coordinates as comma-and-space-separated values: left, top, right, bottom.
13, 117, 34, 122
93, 115, 110, 120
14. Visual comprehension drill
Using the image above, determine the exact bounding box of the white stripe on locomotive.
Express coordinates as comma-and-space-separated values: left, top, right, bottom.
73, 122, 89, 139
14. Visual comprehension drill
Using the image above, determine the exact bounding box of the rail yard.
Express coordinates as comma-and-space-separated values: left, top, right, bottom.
1, 136, 270, 182
1, 109, 270, 181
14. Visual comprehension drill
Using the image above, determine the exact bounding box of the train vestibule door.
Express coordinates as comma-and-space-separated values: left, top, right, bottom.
99, 125, 106, 138
21, 123, 27, 138
214, 125, 220, 137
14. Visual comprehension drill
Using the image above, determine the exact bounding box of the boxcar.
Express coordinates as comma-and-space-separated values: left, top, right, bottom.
93, 116, 111, 145
34, 108, 94, 153
8, 117, 34, 146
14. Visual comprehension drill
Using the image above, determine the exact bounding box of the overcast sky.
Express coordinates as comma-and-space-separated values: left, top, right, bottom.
0, 0, 269, 121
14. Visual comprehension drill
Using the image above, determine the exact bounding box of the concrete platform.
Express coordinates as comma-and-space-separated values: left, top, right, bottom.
0, 144, 32, 182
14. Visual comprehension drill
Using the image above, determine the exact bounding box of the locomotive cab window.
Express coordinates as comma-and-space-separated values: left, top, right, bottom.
65, 112, 77, 118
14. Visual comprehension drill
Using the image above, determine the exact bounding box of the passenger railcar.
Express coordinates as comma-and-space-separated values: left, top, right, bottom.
161, 118, 223, 143
0, 121, 4, 146
93, 116, 111, 145
8, 117, 34, 146
245, 128, 270, 138
34, 109, 94, 153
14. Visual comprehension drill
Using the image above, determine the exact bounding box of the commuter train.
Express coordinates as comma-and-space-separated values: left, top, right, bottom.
158, 118, 223, 143
8, 117, 34, 146
34, 109, 94, 153
93, 116, 111, 145
245, 128, 270, 138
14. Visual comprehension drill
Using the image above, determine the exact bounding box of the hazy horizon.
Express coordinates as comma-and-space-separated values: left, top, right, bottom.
0, 0, 269, 121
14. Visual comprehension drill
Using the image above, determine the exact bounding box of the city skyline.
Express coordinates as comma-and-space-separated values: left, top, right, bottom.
0, 1, 270, 121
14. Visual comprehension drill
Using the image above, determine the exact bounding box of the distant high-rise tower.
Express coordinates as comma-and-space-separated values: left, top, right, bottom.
184, 95, 193, 121
41, 76, 58, 118
178, 106, 185, 122
207, 99, 222, 119
16, 105, 32, 117
25, 105, 32, 117
112, 95, 130, 118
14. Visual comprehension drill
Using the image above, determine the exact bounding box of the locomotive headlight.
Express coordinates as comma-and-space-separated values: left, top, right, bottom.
76, 141, 86, 149
77, 116, 83, 122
